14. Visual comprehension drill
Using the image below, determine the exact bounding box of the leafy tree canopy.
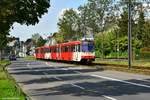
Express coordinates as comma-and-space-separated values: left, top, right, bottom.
0, 0, 50, 34
57, 9, 80, 41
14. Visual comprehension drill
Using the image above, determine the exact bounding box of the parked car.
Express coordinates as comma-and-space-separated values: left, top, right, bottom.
9, 55, 17, 61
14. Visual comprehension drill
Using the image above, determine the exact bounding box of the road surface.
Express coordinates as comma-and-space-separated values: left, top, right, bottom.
7, 59, 150, 100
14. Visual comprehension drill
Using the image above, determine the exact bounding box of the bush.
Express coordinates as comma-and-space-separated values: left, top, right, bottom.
140, 47, 150, 59
106, 51, 128, 58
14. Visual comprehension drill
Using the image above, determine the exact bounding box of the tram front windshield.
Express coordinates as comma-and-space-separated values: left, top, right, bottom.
82, 41, 94, 52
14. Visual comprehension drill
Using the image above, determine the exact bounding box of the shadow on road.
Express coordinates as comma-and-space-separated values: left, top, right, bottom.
29, 79, 150, 98
10, 66, 100, 75
9, 60, 150, 99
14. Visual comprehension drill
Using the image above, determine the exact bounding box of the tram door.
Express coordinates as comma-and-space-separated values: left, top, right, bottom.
75, 44, 80, 61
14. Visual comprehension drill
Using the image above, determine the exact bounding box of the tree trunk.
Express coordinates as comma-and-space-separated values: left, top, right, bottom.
0, 49, 2, 61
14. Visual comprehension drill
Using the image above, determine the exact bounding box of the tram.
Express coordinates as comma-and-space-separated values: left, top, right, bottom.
35, 40, 95, 63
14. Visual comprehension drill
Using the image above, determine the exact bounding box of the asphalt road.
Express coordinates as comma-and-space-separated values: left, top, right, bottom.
7, 59, 150, 100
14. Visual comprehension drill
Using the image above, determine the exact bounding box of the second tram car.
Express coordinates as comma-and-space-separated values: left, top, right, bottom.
35, 40, 95, 63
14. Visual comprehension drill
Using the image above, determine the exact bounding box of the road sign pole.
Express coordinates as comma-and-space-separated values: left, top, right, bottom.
128, 2, 132, 69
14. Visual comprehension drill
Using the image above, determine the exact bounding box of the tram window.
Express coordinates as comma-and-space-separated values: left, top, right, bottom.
44, 48, 47, 53
71, 46, 74, 52
49, 48, 51, 53
35, 49, 38, 53
78, 44, 80, 52
61, 47, 63, 52
46, 48, 49, 53
43, 48, 45, 53
54, 48, 56, 52
41, 49, 43, 53
51, 48, 53, 53
65, 46, 68, 52
58, 47, 61, 52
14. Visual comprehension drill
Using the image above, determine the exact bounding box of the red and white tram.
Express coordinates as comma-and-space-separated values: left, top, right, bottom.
35, 40, 95, 63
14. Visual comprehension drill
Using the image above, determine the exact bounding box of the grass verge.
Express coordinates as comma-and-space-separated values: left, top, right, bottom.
95, 59, 150, 68
0, 60, 26, 100
24, 56, 36, 61
94, 59, 150, 75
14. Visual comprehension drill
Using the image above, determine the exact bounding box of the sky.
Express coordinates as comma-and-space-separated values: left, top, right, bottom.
10, 0, 87, 41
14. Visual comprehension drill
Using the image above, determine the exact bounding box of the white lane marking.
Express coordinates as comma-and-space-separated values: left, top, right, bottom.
102, 95, 117, 100
29, 62, 117, 100
71, 84, 85, 90
46, 62, 69, 70
74, 71, 81, 74
54, 76, 62, 81
70, 84, 117, 100
91, 74, 150, 89
43, 72, 49, 78
61, 68, 68, 70
43, 72, 62, 81
27, 62, 32, 70
62, 67, 150, 89
35, 70, 39, 72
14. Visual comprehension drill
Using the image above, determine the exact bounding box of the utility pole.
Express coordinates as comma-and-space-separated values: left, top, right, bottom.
128, 0, 132, 69
115, 0, 150, 69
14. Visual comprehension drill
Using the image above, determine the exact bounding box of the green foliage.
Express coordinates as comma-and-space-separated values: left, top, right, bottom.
0, 0, 50, 26
143, 20, 150, 47
53, 32, 64, 43
0, 34, 8, 50
24, 56, 36, 61
0, 0, 50, 53
57, 0, 116, 42
95, 30, 116, 57
136, 12, 145, 40
78, 0, 115, 33
36, 37, 46, 47
138, 47, 150, 59
57, 9, 81, 41
31, 33, 46, 47
55, 0, 150, 61
106, 52, 128, 58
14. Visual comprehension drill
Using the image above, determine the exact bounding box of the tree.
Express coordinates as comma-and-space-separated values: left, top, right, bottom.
53, 32, 64, 43
32, 33, 42, 44
136, 11, 145, 39
36, 37, 46, 47
78, 0, 115, 34
0, 0, 50, 35
0, 0, 50, 26
57, 9, 80, 41
0, 0, 50, 59
31, 33, 46, 47
0, 34, 8, 60
143, 20, 150, 47
117, 9, 128, 37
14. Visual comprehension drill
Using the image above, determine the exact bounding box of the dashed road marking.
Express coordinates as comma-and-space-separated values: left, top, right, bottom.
102, 95, 117, 100
53, 76, 62, 81
70, 84, 85, 90
91, 74, 150, 89
74, 71, 81, 74
29, 61, 117, 100
70, 84, 117, 100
